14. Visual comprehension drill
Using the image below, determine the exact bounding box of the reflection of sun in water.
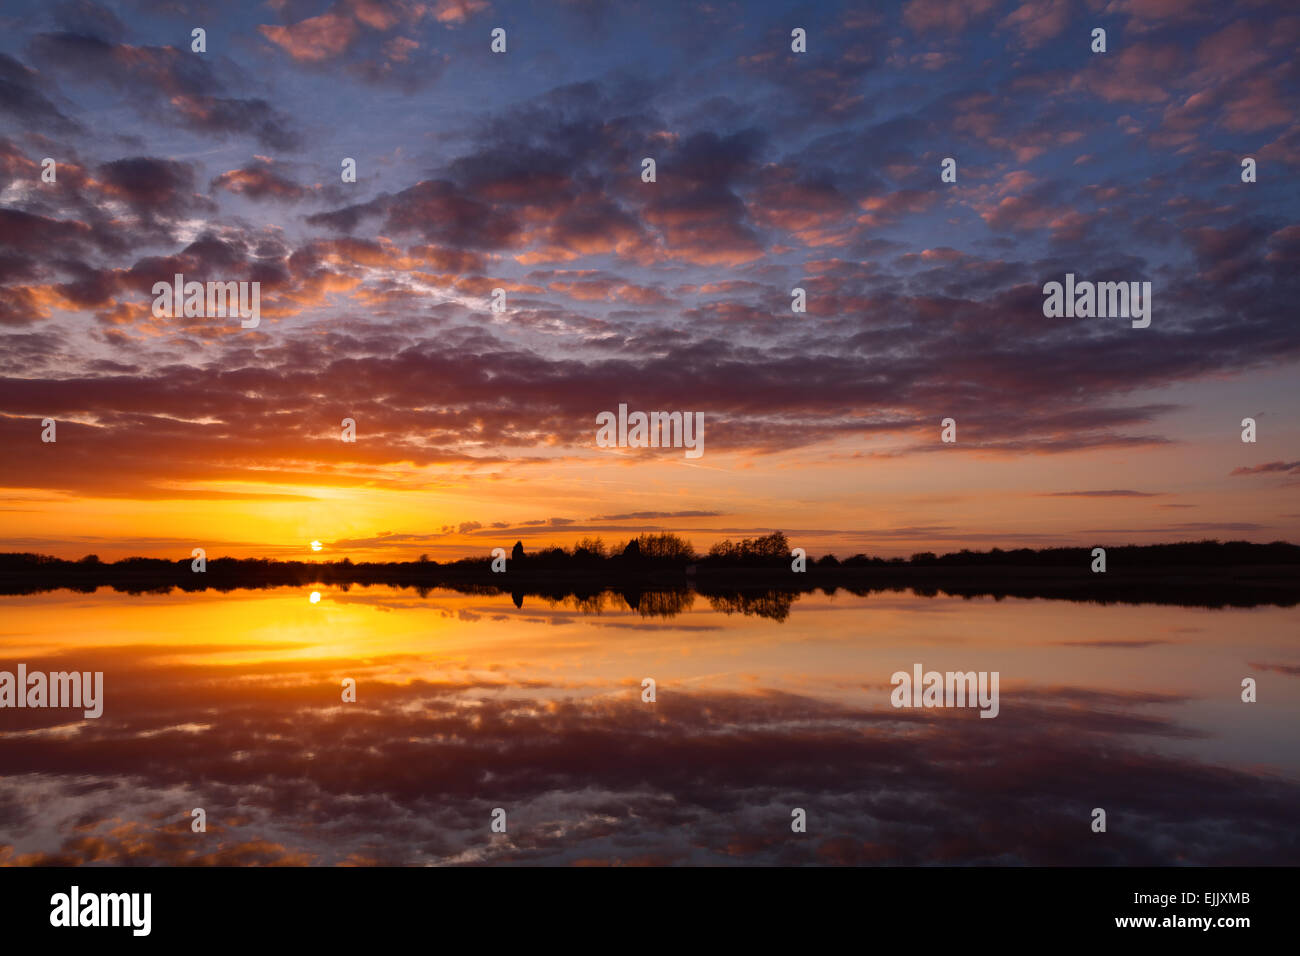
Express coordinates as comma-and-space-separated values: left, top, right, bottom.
310, 540, 322, 552
310, 592, 321, 604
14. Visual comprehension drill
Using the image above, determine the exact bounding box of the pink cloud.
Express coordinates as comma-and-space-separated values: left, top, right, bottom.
902, 0, 999, 34
259, 13, 358, 62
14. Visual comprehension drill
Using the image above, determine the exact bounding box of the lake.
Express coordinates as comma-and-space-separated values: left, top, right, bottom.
1, 585, 1296, 865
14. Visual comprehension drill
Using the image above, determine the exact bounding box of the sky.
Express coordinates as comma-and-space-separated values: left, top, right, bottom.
0, 0, 1297, 562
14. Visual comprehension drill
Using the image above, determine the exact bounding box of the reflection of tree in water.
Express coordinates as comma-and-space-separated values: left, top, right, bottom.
705, 589, 797, 622
527, 590, 613, 613
570, 592, 614, 615
621, 589, 696, 618
515, 592, 618, 614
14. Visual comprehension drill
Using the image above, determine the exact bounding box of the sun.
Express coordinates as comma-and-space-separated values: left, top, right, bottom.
310, 540, 322, 552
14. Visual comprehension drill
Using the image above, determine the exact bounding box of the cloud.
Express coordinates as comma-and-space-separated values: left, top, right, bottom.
255, 0, 477, 88
902, 0, 1000, 35
259, 13, 359, 62
97, 156, 214, 217
1040, 490, 1163, 498
0, 53, 81, 132
1231, 461, 1300, 476
28, 32, 298, 148
1247, 661, 1300, 677
1057, 639, 1174, 648
592, 511, 724, 520
0, 0, 1296, 548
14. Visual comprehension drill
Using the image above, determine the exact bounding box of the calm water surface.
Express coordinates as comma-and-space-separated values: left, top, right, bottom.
1, 586, 1296, 865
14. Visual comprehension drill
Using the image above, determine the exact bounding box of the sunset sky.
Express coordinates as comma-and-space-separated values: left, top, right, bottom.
1, 0, 1297, 561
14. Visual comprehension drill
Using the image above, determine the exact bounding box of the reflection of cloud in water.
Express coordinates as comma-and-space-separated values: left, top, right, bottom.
2, 649, 1296, 865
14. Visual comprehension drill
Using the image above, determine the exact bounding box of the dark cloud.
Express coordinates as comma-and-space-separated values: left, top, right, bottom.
593, 511, 724, 520
1247, 661, 1300, 677
98, 156, 214, 217
1232, 461, 1300, 476
51, 0, 127, 42
27, 32, 298, 148
0, 53, 81, 132
1057, 639, 1174, 649
1040, 490, 1163, 498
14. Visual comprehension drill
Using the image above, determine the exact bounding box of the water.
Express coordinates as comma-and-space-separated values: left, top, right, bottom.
1, 586, 1296, 865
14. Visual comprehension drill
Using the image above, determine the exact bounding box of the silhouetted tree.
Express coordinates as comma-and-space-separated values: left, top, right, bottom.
572, 536, 607, 562
635, 532, 695, 563
706, 531, 786, 565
